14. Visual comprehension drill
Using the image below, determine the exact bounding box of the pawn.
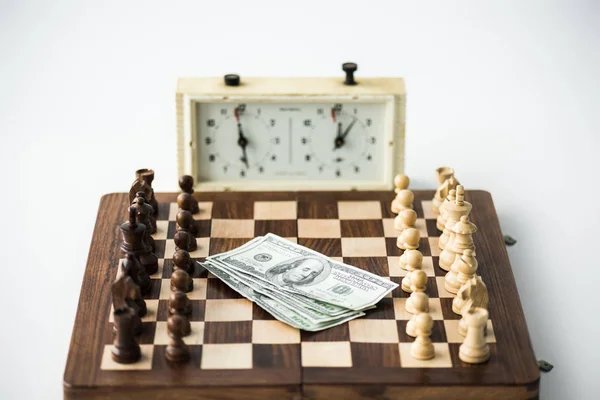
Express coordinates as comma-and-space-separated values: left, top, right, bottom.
459, 307, 490, 364
173, 249, 195, 276
405, 270, 428, 314
165, 314, 191, 363
401, 250, 423, 291
391, 189, 414, 214
176, 210, 198, 236
394, 174, 410, 193
168, 290, 192, 318
135, 191, 157, 234
397, 227, 420, 250
394, 209, 417, 232
111, 305, 141, 364
445, 248, 477, 294
121, 253, 151, 295
174, 230, 197, 252
410, 313, 435, 360
171, 269, 193, 293
178, 175, 200, 214
406, 292, 429, 337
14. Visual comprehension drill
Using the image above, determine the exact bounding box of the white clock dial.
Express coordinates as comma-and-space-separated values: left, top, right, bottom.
196, 102, 387, 183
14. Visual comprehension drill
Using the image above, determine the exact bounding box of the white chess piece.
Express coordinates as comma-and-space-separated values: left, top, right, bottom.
406, 293, 429, 337
391, 189, 414, 214
405, 270, 427, 314
459, 307, 490, 364
397, 227, 420, 251
452, 275, 488, 315
401, 250, 424, 291
394, 209, 417, 232
410, 313, 435, 360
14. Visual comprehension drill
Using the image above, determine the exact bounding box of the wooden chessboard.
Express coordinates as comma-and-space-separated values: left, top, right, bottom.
64, 190, 540, 400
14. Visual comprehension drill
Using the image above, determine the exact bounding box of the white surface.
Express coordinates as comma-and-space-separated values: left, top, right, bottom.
0, 0, 598, 399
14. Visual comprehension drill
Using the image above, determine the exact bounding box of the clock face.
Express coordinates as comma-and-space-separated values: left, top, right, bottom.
195, 102, 387, 183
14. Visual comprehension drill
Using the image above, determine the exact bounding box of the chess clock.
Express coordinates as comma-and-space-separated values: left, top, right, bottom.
176, 63, 405, 191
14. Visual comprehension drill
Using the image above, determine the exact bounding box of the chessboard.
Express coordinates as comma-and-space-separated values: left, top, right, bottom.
64, 190, 540, 400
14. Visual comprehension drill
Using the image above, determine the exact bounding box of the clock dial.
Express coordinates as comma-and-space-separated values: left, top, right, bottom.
196, 102, 386, 182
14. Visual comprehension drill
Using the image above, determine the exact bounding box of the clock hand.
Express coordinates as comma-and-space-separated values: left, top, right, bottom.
235, 106, 250, 168
333, 122, 343, 151
340, 117, 357, 139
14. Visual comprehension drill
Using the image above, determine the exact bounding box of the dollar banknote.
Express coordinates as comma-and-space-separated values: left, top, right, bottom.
201, 261, 364, 331
207, 233, 398, 310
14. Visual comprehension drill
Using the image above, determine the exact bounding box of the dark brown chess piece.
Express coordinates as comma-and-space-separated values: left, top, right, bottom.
111, 305, 142, 364
121, 252, 151, 295
171, 269, 193, 293
112, 275, 143, 334
132, 196, 156, 252
129, 169, 153, 206
165, 314, 191, 363
173, 249, 195, 276
178, 175, 199, 214
136, 191, 157, 234
168, 291, 192, 320
124, 276, 147, 317
176, 210, 198, 236
174, 230, 196, 252
120, 207, 158, 275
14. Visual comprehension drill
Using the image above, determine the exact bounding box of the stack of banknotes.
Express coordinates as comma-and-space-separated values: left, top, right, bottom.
200, 233, 398, 331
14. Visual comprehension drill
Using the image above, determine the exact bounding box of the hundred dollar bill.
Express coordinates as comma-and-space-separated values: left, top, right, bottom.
205, 259, 356, 317
207, 233, 398, 310
201, 261, 364, 331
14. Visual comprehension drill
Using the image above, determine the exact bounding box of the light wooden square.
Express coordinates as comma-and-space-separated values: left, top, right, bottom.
338, 201, 382, 220
154, 321, 205, 345
349, 319, 399, 343
399, 343, 452, 368
284, 237, 298, 243
164, 238, 210, 259
301, 342, 353, 367
382, 218, 397, 237
204, 299, 253, 321
100, 344, 154, 370
428, 237, 441, 257
298, 219, 341, 238
201, 343, 253, 369
211, 219, 254, 238
444, 320, 497, 344
421, 200, 437, 219
387, 256, 435, 277
341, 237, 387, 257
252, 320, 300, 344
393, 298, 443, 320
330, 257, 343, 262
436, 277, 455, 298
159, 278, 207, 300
152, 220, 169, 240
415, 218, 428, 238
168, 201, 213, 220
254, 201, 297, 220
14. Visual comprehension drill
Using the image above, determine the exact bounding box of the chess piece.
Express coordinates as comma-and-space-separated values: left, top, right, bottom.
171, 269, 193, 293
135, 191, 157, 234
436, 189, 456, 233
438, 185, 473, 255
391, 189, 414, 214
458, 306, 489, 337
174, 230, 197, 252
132, 196, 155, 252
432, 167, 459, 215
401, 250, 424, 291
173, 249, 195, 276
120, 207, 158, 275
452, 275, 488, 315
410, 313, 435, 360
446, 246, 477, 294
459, 308, 490, 364
396, 227, 420, 250
168, 290, 193, 319
129, 169, 158, 216
394, 174, 410, 193
165, 314, 191, 363
178, 175, 200, 214
405, 270, 427, 314
394, 209, 417, 232
120, 253, 151, 295
176, 210, 198, 236
111, 305, 141, 364
406, 292, 429, 337
123, 276, 147, 318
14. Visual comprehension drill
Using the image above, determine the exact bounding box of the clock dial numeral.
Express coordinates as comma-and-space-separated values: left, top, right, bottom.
317, 108, 323, 115
271, 155, 277, 161
220, 109, 227, 115
258, 166, 264, 173
333, 104, 343, 112
272, 137, 280, 144
240, 170, 246, 177
237, 104, 246, 113
369, 137, 376, 144
209, 154, 216, 162
305, 154, 311, 161
335, 169, 341, 177
301, 137, 309, 144
304, 119, 311, 127
270, 119, 276, 126
205, 137, 212, 145
354, 166, 360, 173
366, 118, 372, 127
207, 119, 215, 127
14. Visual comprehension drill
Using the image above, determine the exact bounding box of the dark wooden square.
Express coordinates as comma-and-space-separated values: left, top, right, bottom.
153, 240, 166, 259
206, 278, 244, 300
343, 257, 389, 277
204, 321, 252, 344
385, 238, 403, 256
340, 220, 384, 237
255, 220, 297, 237
396, 320, 447, 343
363, 298, 395, 320
145, 279, 163, 300
432, 257, 447, 277
440, 298, 461, 320
418, 237, 431, 256
211, 200, 254, 219
426, 219, 441, 237
297, 200, 338, 219
138, 322, 157, 344
380, 200, 396, 219
252, 303, 276, 320
390, 277, 438, 298
253, 344, 300, 369
156, 300, 205, 322
156, 202, 171, 221
298, 238, 342, 257
350, 343, 401, 367
209, 238, 253, 255
301, 323, 349, 342
152, 345, 203, 369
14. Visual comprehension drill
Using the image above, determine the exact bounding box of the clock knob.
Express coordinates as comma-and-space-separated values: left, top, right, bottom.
342, 62, 358, 85
224, 74, 241, 87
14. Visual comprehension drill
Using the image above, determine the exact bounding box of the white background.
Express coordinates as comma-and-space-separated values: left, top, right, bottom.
0, 1, 598, 399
